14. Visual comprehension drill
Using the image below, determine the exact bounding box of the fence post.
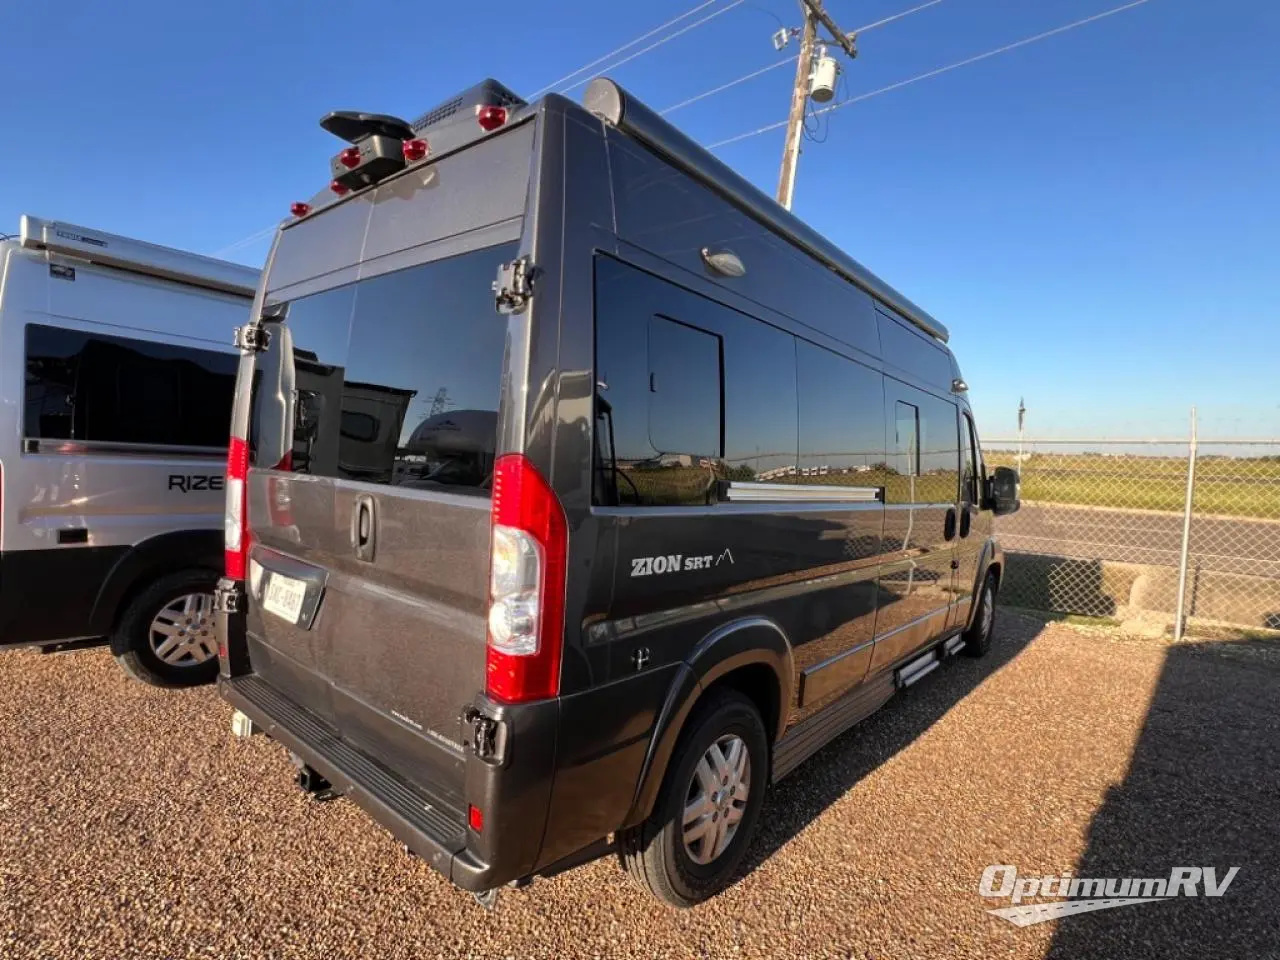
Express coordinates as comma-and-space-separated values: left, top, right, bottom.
1173, 407, 1198, 641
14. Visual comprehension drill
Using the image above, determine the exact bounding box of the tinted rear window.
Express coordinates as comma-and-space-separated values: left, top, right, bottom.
250, 242, 517, 491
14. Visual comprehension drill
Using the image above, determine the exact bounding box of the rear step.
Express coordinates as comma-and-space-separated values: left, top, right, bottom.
897, 633, 966, 689
223, 675, 468, 873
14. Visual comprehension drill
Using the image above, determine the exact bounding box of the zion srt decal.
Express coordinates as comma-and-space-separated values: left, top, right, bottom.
630, 549, 734, 577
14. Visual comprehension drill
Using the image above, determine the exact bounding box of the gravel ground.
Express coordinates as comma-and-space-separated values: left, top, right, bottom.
1, 614, 1278, 960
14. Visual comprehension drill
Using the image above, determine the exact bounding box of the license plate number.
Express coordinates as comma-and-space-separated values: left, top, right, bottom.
263, 573, 307, 624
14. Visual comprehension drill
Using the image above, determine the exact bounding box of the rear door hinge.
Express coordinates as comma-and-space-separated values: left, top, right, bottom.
234, 322, 270, 352
215, 578, 246, 614
493, 256, 534, 315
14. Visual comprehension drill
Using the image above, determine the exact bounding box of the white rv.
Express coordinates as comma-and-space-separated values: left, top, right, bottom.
0, 215, 258, 686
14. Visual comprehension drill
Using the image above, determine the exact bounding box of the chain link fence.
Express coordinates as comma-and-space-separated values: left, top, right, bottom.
983, 432, 1280, 638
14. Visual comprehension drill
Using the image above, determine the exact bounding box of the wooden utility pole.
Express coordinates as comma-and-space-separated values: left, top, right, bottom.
776, 0, 859, 211
776, 9, 817, 211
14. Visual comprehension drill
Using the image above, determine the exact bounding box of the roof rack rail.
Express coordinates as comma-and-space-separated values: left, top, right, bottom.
17, 215, 259, 297
581, 78, 949, 344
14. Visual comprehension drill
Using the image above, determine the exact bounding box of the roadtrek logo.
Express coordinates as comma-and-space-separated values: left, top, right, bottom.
980, 864, 1240, 927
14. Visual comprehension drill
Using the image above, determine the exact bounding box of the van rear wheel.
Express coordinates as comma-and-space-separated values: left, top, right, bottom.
112, 570, 220, 688
618, 690, 768, 907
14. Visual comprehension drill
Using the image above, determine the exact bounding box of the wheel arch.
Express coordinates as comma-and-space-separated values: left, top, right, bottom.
624, 616, 793, 826
91, 529, 223, 652
965, 538, 1005, 632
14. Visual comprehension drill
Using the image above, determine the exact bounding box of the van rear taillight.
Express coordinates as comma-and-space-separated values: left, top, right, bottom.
224, 437, 249, 579
485, 455, 566, 703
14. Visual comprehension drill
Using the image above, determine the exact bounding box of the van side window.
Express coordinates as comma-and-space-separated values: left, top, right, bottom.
648, 317, 722, 460
796, 341, 887, 486
722, 319, 797, 483
893, 401, 919, 478
960, 410, 980, 504
885, 390, 959, 504
24, 324, 237, 449
596, 313, 723, 507
918, 394, 961, 504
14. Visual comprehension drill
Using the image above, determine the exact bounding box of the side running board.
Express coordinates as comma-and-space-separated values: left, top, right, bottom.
771, 631, 969, 783
899, 632, 966, 689
771, 671, 895, 782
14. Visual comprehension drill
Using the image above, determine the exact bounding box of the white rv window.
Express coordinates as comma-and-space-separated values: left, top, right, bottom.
24, 324, 236, 449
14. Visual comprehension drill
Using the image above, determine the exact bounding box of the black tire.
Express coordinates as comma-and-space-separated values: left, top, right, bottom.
111, 569, 220, 688
618, 689, 768, 908
962, 570, 999, 657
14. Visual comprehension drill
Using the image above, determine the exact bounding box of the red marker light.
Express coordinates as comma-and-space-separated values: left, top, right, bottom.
290, 202, 311, 218
468, 804, 484, 833
338, 146, 361, 169
330, 179, 350, 196
477, 105, 507, 132
402, 138, 429, 162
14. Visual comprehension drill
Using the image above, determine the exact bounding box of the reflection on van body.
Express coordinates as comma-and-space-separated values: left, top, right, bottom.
218, 78, 1014, 908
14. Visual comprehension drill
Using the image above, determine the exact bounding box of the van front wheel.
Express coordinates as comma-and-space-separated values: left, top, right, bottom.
962, 570, 999, 657
111, 570, 220, 688
618, 690, 768, 907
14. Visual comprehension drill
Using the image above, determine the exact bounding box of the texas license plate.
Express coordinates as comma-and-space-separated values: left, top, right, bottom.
262, 572, 307, 624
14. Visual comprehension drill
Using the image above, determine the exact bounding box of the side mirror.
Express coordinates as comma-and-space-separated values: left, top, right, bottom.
985, 466, 1020, 516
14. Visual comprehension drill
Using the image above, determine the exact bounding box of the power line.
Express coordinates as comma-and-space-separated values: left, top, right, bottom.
560, 0, 747, 95
659, 0, 948, 117
527, 0, 722, 99
857, 0, 947, 35
661, 57, 796, 115
707, 0, 1155, 149
212, 223, 277, 258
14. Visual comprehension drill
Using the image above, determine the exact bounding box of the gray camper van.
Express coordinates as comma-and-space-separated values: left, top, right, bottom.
0, 217, 258, 686
216, 79, 1019, 907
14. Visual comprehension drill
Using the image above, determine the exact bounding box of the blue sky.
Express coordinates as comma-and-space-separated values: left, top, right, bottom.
2, 0, 1275, 440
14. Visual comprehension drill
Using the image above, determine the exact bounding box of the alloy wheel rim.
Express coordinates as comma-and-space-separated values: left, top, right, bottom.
683, 734, 751, 865
981, 586, 995, 638
149, 592, 217, 666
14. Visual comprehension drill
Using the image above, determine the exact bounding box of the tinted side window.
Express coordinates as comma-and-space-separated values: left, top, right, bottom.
895, 402, 919, 473
722, 319, 797, 482
960, 410, 979, 503
595, 264, 723, 507
593, 256, 799, 504
917, 393, 960, 504
24, 324, 237, 448
648, 317, 722, 458
884, 389, 958, 504
796, 341, 887, 487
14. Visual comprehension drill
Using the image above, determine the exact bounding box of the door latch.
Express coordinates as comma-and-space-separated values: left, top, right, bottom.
493, 256, 534, 314
631, 646, 651, 672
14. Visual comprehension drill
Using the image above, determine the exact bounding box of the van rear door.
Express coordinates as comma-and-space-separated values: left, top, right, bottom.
245, 239, 519, 801
234, 117, 534, 807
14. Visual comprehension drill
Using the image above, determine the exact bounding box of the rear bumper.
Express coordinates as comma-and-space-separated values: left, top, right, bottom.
219, 672, 559, 892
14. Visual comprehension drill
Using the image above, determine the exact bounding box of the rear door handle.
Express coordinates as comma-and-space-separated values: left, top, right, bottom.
944, 506, 957, 542
352, 494, 376, 562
